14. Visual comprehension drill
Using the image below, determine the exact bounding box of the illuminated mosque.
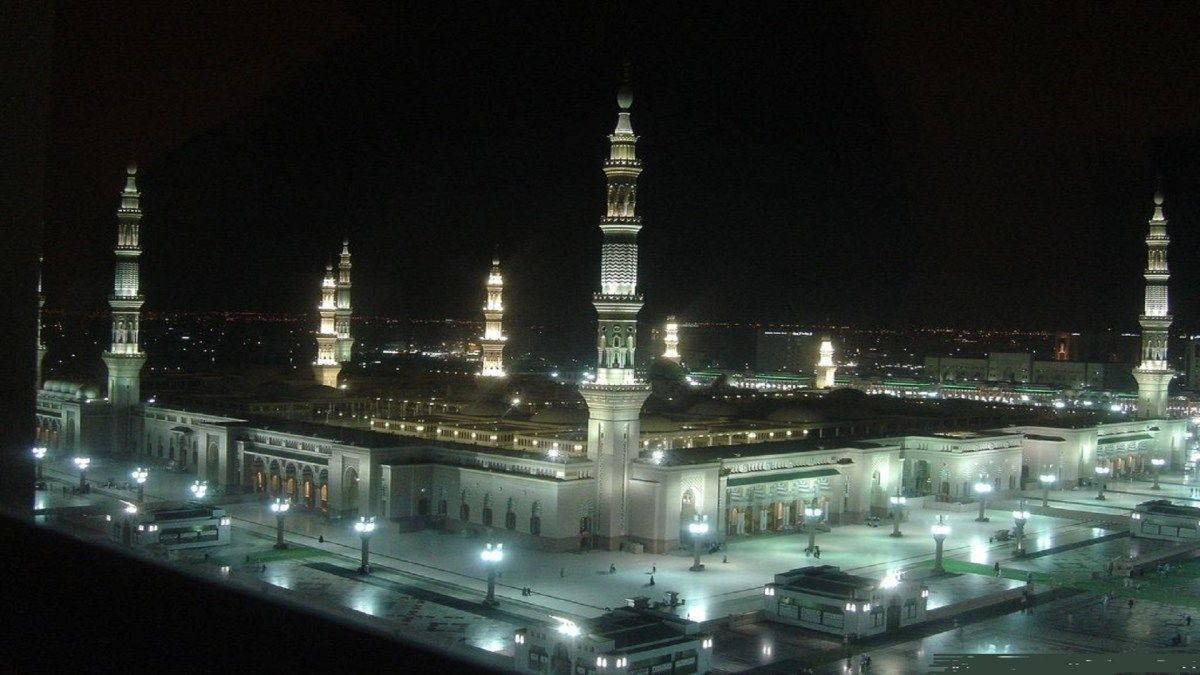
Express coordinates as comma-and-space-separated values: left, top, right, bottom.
34, 80, 1186, 552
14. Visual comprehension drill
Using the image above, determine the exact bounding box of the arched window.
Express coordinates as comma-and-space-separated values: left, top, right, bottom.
417, 498, 430, 516
506, 510, 516, 530
482, 507, 493, 526
460, 503, 470, 522
530, 516, 541, 536
437, 499, 447, 516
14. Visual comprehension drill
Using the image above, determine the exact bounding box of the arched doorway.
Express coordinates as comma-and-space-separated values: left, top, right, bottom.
870, 470, 885, 516
342, 467, 359, 515
284, 463, 298, 503
250, 457, 266, 493
300, 466, 316, 509
913, 460, 932, 496
268, 460, 282, 496
680, 489, 698, 543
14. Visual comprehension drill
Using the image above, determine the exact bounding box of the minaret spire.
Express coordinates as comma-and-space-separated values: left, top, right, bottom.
592, 70, 643, 383
36, 253, 46, 389
335, 238, 354, 368
479, 251, 507, 377
102, 162, 148, 453
1133, 182, 1173, 419
577, 74, 653, 551
314, 260, 341, 387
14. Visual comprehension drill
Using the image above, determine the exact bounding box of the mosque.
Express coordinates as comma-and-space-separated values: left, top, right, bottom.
33, 80, 1187, 553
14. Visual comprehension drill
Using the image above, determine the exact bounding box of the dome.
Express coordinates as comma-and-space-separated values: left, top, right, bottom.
617, 84, 633, 110
530, 407, 588, 426
766, 406, 827, 424
685, 399, 737, 419
462, 400, 508, 418
639, 415, 679, 433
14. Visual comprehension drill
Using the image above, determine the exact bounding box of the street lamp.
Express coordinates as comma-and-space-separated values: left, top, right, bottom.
930, 515, 950, 574
270, 497, 290, 549
73, 456, 90, 490
31, 446, 47, 480
1151, 458, 1165, 490
974, 481, 993, 522
190, 480, 208, 500
481, 542, 504, 606
1038, 473, 1056, 508
1012, 502, 1030, 556
354, 515, 376, 574
688, 515, 710, 571
889, 495, 906, 537
131, 467, 148, 504
804, 503, 823, 554
1094, 466, 1110, 500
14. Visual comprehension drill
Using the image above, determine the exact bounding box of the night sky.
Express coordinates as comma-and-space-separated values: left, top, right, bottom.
44, 3, 1200, 336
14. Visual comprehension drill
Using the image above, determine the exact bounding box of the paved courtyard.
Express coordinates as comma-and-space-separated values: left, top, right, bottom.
33, 456, 1200, 672
43, 455, 1135, 621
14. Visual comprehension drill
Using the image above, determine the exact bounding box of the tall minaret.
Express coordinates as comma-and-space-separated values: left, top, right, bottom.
1133, 185, 1173, 418
479, 253, 507, 377
815, 336, 837, 389
334, 239, 354, 366
661, 315, 680, 362
313, 262, 342, 388
102, 163, 148, 454
578, 75, 652, 551
36, 254, 46, 389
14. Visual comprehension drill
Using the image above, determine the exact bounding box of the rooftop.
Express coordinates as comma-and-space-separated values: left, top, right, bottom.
771, 565, 888, 598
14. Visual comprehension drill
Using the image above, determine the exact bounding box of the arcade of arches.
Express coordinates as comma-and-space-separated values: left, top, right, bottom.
246, 455, 330, 512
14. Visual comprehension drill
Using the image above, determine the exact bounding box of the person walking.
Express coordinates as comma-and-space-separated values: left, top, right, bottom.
1187, 615, 1193, 627
651, 565, 656, 574
994, 561, 1001, 577
318, 534, 324, 543
1128, 598, 1135, 610
648, 575, 655, 586
610, 563, 616, 574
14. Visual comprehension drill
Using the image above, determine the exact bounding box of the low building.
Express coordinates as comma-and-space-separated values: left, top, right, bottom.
513, 606, 713, 675
1130, 499, 1200, 542
110, 501, 232, 549
762, 565, 928, 637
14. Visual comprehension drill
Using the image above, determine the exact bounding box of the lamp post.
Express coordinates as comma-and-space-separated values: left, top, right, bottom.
804, 503, 823, 554
354, 515, 376, 574
1094, 466, 1110, 500
889, 495, 906, 537
481, 542, 504, 606
131, 467, 148, 504
270, 497, 290, 549
1038, 473, 1056, 508
190, 480, 208, 500
688, 515, 709, 571
1151, 458, 1165, 490
31, 446, 46, 480
73, 456, 90, 490
1012, 503, 1030, 556
974, 481, 992, 522
930, 515, 950, 574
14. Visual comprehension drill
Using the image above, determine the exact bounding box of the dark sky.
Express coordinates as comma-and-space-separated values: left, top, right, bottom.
44, 3, 1200, 336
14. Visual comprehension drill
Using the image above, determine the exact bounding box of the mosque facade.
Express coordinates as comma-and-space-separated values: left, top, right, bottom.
32, 83, 1187, 553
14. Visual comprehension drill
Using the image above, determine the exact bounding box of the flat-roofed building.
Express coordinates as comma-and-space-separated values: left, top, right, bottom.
762, 565, 928, 637
513, 607, 713, 675
1130, 499, 1200, 542
111, 501, 231, 550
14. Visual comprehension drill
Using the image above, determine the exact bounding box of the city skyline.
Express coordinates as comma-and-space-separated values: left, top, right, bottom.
41, 5, 1200, 332
16, 6, 1200, 673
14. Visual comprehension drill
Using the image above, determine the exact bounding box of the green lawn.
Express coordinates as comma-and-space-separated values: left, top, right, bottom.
921, 558, 1200, 609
